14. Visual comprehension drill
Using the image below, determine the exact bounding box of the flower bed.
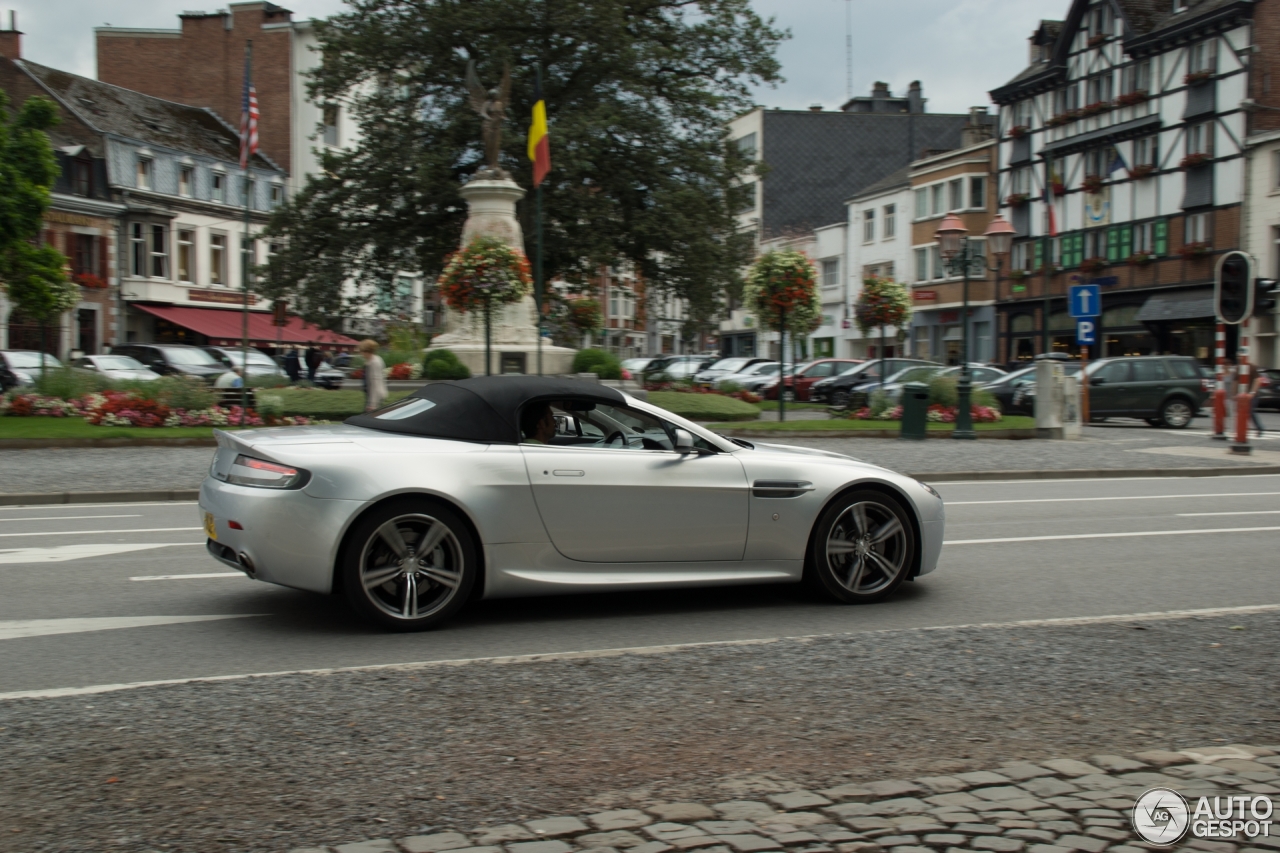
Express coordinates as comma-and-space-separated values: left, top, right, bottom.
387, 362, 423, 380
5, 390, 280, 428
846, 403, 1001, 423
643, 383, 761, 404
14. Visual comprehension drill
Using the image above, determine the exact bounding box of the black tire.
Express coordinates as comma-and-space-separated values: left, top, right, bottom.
805, 489, 916, 604
831, 390, 850, 408
1159, 398, 1194, 429
341, 498, 478, 631
1145, 418, 1163, 427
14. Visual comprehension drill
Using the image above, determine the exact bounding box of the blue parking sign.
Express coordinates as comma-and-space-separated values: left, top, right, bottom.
1076, 319, 1097, 346
1069, 284, 1100, 318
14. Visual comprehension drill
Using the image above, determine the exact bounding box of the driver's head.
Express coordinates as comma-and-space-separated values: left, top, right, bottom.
521, 402, 556, 443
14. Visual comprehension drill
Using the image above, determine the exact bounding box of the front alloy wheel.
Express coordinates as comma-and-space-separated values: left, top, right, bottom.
806, 489, 915, 603
1159, 398, 1194, 429
343, 500, 476, 631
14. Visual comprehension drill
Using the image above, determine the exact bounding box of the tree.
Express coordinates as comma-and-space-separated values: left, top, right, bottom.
0, 91, 73, 364
854, 275, 912, 390
743, 249, 818, 421
260, 0, 784, 329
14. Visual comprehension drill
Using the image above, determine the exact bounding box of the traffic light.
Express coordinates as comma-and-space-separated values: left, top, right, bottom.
1216, 251, 1252, 324
1257, 278, 1280, 316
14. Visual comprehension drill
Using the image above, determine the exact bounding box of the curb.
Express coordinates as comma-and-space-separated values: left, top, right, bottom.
720, 428, 1038, 439
909, 465, 1280, 482
0, 490, 200, 506
0, 437, 218, 449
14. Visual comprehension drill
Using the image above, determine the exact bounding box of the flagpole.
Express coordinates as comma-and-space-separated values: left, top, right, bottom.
240, 39, 253, 414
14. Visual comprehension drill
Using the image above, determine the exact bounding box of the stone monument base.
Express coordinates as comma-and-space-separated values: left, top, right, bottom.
440, 341, 577, 377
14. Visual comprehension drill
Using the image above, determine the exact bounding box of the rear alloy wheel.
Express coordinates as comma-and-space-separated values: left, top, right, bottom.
806, 490, 915, 603
830, 390, 850, 408
1159, 398, 1194, 429
342, 499, 477, 631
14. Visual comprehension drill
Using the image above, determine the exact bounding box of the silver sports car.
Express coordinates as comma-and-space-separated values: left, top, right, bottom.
199, 376, 945, 631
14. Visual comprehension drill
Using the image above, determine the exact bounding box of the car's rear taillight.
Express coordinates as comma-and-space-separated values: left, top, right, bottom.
225, 454, 309, 489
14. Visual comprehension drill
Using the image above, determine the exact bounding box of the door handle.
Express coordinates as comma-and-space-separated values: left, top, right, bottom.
552, 470, 584, 477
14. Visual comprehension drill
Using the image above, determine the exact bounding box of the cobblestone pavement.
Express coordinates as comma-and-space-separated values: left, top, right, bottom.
2, 610, 1277, 852
2, 420, 1277, 495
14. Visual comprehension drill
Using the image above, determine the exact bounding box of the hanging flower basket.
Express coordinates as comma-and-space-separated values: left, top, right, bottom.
1007, 269, 1030, 281
1007, 125, 1030, 140
1115, 90, 1149, 107
436, 236, 532, 313
1180, 241, 1212, 260
1079, 257, 1108, 275
854, 275, 912, 337
743, 250, 820, 335
1184, 70, 1214, 86
1080, 101, 1113, 117
1051, 181, 1067, 197
1045, 111, 1079, 128
1082, 174, 1104, 194
1006, 193, 1031, 207
1128, 164, 1156, 180
1127, 251, 1155, 267
568, 298, 604, 332
1180, 152, 1212, 170
73, 272, 109, 290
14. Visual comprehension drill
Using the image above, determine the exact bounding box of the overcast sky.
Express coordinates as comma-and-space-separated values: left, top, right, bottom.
9, 0, 1068, 114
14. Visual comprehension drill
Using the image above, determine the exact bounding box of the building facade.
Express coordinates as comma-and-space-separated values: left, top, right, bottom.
990, 0, 1280, 368
843, 167, 912, 359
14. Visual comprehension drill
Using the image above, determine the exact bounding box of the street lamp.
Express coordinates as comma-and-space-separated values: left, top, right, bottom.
933, 212, 1014, 440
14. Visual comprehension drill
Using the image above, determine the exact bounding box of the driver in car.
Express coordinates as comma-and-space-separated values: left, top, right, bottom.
520, 402, 557, 444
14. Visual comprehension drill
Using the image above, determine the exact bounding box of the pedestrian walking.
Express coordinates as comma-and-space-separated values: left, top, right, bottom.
305, 344, 322, 383
283, 347, 302, 383
359, 339, 387, 411
1251, 370, 1268, 437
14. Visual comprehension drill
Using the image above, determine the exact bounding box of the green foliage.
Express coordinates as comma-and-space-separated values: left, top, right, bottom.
259, 0, 783, 327
256, 394, 286, 418
0, 92, 72, 324
423, 348, 472, 380
246, 374, 289, 389
719, 381, 743, 394
269, 388, 412, 418
113, 376, 217, 412
571, 348, 622, 380
868, 390, 893, 417
647, 390, 759, 422
927, 375, 998, 410
386, 322, 428, 354
743, 250, 820, 334
32, 367, 110, 398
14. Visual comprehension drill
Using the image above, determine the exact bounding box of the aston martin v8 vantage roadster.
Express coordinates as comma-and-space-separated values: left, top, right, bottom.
199, 376, 944, 630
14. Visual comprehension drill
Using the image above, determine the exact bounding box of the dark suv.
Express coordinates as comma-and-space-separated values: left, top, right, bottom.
110, 344, 228, 383
1085, 355, 1212, 428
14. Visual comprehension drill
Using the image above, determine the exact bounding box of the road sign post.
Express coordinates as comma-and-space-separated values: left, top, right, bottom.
1069, 284, 1101, 319
1075, 320, 1095, 424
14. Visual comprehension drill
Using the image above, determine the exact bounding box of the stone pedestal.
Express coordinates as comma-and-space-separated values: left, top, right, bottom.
426, 170, 576, 375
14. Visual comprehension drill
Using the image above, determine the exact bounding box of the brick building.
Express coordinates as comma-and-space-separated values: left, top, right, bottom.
990, 0, 1280, 368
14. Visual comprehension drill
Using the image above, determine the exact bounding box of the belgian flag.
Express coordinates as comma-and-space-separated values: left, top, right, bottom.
528, 72, 550, 187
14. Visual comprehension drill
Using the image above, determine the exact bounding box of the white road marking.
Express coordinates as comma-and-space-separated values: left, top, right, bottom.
0, 615, 261, 642
130, 572, 243, 581
0, 527, 200, 538
935, 473, 1280, 486
1178, 510, 1280, 517
945, 525, 1280, 545
0, 543, 201, 565
0, 502, 198, 511
949, 491, 1280, 506
0, 514, 141, 523
3, 603, 1277, 702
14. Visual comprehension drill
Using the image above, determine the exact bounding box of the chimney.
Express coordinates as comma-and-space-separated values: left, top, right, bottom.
809, 103, 823, 112
0, 11, 21, 60
907, 81, 925, 114
962, 106, 993, 147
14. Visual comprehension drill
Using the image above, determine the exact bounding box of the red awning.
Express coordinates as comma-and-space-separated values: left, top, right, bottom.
132, 304, 360, 350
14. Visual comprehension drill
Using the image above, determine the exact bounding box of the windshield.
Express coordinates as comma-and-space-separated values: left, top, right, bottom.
218, 349, 276, 366
5, 352, 62, 369
747, 363, 780, 375
93, 356, 147, 370
160, 347, 221, 366
707, 357, 749, 372
888, 366, 941, 384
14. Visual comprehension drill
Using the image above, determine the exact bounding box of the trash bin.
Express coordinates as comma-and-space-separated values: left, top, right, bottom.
900, 381, 929, 441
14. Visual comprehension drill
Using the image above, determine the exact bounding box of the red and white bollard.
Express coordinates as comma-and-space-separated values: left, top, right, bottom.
1212, 322, 1227, 440
1231, 320, 1252, 455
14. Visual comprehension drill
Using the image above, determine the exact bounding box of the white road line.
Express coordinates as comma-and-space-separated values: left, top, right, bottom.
945, 525, 1280, 545
0, 615, 262, 642
936, 474, 1280, 486
0, 514, 141, 523
1178, 510, 1280, 517
948, 491, 1280, 505
0, 527, 200, 538
3, 602, 1278, 702
130, 572, 243, 581
0, 543, 200, 565
0, 502, 198, 511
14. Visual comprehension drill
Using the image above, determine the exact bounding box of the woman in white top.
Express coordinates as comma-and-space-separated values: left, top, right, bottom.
359, 339, 387, 412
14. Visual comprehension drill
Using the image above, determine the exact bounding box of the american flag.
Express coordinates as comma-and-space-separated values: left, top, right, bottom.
239, 51, 259, 169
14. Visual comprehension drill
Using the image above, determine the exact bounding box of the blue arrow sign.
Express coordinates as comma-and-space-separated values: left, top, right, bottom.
1076, 319, 1097, 346
1069, 284, 1101, 318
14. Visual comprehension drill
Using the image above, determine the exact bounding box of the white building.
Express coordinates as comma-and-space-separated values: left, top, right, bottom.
1243, 130, 1280, 368
841, 166, 914, 359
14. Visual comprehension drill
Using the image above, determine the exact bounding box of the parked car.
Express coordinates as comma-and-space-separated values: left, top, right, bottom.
760, 358, 862, 401
988, 363, 1084, 416
714, 361, 780, 390
0, 361, 16, 393
109, 344, 227, 383
0, 350, 64, 387
810, 358, 939, 407
845, 363, 1006, 410
270, 354, 347, 389
620, 357, 657, 380
646, 354, 717, 381
692, 356, 774, 388
71, 354, 161, 382
203, 346, 286, 379
1083, 355, 1212, 428
1255, 368, 1280, 411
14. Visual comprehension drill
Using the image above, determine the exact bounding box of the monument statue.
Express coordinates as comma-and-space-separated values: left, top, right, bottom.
465, 59, 511, 176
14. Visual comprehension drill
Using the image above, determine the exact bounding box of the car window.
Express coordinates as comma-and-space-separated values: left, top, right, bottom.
160, 347, 220, 366
973, 368, 1002, 382
4, 352, 62, 369
1093, 361, 1131, 383
804, 362, 837, 378
526, 401, 688, 452
708, 357, 749, 372
1167, 360, 1199, 380
1131, 360, 1168, 382
94, 356, 146, 370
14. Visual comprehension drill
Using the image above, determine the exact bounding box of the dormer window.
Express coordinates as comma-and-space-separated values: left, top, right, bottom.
136, 157, 152, 191
269, 183, 284, 208
179, 166, 193, 198
211, 171, 226, 204
73, 157, 93, 197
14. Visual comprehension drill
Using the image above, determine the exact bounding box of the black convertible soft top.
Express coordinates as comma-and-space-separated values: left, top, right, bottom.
345, 376, 627, 443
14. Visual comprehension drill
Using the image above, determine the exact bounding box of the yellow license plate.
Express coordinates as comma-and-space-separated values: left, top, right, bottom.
203, 512, 217, 541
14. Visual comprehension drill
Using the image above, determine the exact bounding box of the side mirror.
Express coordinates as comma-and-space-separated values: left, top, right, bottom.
673, 428, 696, 454
1091, 377, 1106, 386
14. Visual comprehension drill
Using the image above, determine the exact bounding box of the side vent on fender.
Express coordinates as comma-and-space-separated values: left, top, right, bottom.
752, 480, 814, 498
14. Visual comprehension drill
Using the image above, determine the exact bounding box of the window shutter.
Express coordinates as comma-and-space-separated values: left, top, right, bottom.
1120, 225, 1133, 259
1154, 219, 1168, 255
1075, 233, 1086, 266
1033, 241, 1044, 271
1107, 228, 1120, 262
